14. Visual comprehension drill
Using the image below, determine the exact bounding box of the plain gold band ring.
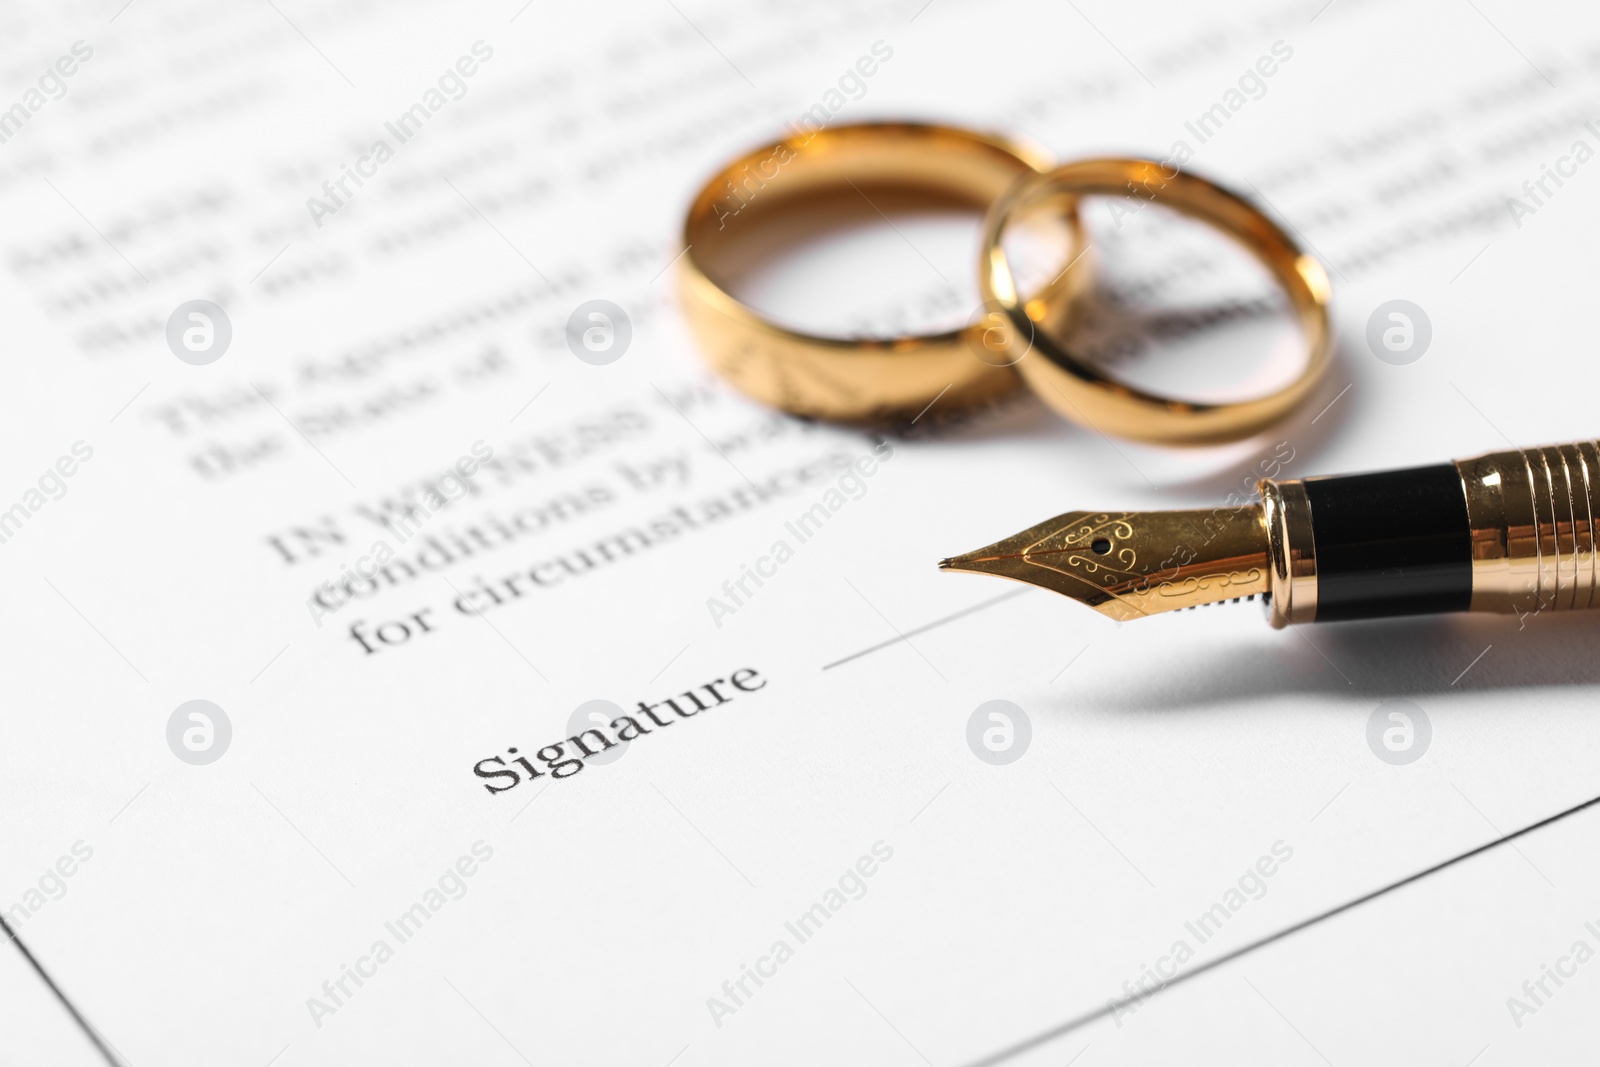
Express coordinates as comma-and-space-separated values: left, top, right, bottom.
979, 158, 1334, 445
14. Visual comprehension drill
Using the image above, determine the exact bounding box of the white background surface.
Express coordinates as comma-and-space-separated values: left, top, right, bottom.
2, 0, 1599, 1064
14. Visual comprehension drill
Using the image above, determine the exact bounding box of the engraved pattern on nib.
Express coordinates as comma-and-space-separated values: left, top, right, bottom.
1030, 513, 1141, 588
939, 506, 1271, 621
1153, 568, 1267, 600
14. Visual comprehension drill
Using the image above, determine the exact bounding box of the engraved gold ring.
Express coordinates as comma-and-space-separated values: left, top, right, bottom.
678, 122, 1066, 422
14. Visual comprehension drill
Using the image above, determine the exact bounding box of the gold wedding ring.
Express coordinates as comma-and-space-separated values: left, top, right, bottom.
679, 122, 1058, 421
978, 158, 1334, 445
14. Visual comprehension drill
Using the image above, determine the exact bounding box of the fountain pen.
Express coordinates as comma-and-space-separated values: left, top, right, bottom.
940, 442, 1600, 627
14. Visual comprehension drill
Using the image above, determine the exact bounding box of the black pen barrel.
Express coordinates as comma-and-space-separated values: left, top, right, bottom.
1303, 464, 1472, 621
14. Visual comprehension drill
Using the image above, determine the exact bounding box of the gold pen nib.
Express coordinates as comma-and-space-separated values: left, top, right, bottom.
940, 507, 1272, 621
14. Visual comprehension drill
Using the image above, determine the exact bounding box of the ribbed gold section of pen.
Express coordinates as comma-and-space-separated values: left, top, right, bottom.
1457, 442, 1600, 617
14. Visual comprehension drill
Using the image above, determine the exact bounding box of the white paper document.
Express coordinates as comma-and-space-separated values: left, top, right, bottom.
4, 0, 1600, 1064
